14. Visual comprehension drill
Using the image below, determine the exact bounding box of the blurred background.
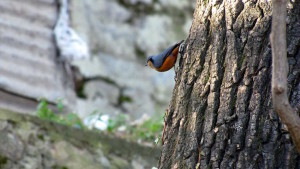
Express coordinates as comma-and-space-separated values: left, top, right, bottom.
0, 0, 194, 143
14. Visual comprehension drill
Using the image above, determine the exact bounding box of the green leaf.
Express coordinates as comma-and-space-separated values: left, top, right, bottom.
56, 99, 64, 112
35, 100, 85, 129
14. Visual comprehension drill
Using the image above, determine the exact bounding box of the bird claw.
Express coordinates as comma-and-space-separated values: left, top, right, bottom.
179, 41, 185, 55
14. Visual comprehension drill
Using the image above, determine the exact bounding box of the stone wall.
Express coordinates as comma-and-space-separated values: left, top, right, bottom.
70, 0, 195, 120
0, 108, 160, 169
0, 0, 195, 122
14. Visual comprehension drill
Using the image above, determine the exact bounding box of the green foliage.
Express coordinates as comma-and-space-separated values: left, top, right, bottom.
36, 99, 55, 119
36, 99, 84, 129
107, 114, 126, 132
56, 99, 64, 112
64, 113, 85, 129
95, 113, 164, 144
37, 99, 164, 145
129, 119, 163, 142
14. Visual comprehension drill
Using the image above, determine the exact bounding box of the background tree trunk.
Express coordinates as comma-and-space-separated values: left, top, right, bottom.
159, 0, 300, 168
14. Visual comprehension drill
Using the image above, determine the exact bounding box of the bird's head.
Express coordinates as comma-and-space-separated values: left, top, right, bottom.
145, 56, 154, 68
145, 56, 155, 69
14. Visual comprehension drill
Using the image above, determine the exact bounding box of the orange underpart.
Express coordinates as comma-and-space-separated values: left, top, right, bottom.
156, 46, 179, 72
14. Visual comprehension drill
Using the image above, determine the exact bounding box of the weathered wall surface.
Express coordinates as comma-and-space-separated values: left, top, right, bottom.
0, 108, 160, 169
0, 0, 195, 123
0, 1, 188, 168
0, 0, 76, 113
70, 0, 195, 120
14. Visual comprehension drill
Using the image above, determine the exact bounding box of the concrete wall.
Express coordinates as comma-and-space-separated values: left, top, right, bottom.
0, 0, 76, 113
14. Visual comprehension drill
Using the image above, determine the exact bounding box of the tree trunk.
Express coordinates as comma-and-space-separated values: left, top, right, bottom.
159, 0, 300, 168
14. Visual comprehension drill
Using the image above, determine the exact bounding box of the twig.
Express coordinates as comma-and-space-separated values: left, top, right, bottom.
271, 0, 300, 153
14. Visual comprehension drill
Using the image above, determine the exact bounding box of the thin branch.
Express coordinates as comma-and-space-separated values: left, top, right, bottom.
271, 0, 300, 153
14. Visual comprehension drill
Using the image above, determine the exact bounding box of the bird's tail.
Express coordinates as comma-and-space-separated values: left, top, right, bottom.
177, 40, 184, 46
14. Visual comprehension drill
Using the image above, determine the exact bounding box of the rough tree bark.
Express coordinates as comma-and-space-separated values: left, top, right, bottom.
271, 0, 300, 154
159, 0, 300, 168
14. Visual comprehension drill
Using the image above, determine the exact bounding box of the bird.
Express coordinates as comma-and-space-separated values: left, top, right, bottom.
146, 40, 184, 72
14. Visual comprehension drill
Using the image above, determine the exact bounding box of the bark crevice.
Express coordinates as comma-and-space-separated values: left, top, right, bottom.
158, 0, 300, 168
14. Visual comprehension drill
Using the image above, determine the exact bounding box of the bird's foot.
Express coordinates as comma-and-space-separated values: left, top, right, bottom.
179, 41, 185, 56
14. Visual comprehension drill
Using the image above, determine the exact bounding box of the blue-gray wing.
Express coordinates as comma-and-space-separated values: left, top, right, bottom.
149, 41, 183, 68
